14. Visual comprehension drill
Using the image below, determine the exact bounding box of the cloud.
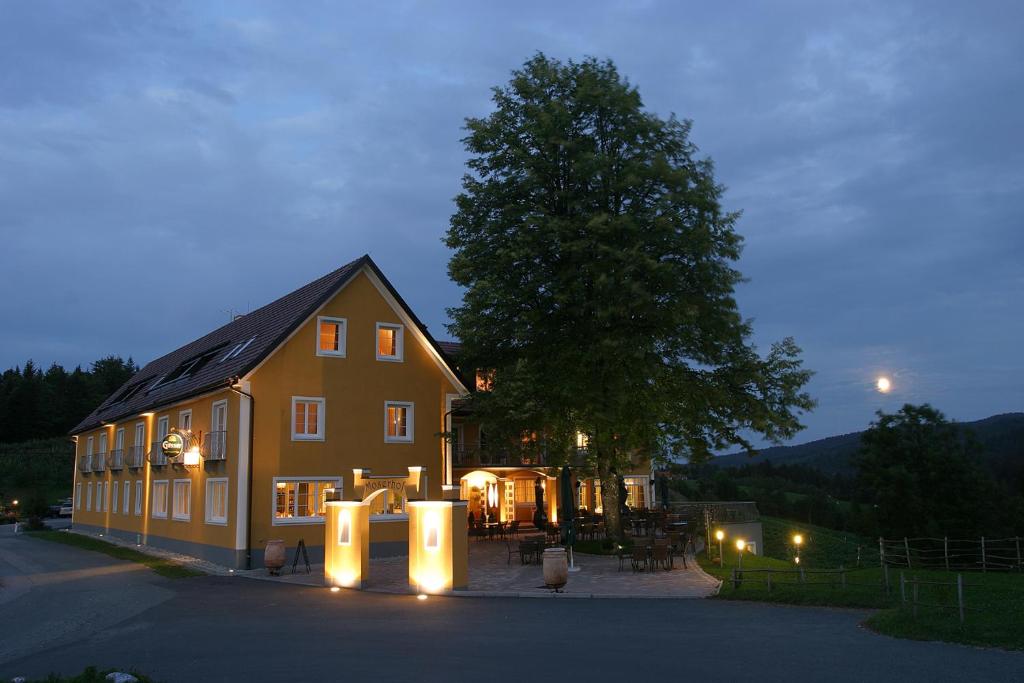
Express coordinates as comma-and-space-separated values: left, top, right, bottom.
0, 0, 1021, 442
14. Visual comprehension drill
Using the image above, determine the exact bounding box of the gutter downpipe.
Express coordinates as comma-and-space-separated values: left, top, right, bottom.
229, 379, 256, 570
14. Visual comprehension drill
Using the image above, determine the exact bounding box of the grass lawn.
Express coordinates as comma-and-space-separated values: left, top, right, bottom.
760, 515, 877, 568
699, 541, 1024, 649
27, 530, 202, 579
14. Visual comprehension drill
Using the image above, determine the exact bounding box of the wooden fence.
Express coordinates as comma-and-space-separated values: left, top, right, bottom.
729, 566, 878, 591
880, 536, 1023, 572
898, 572, 976, 624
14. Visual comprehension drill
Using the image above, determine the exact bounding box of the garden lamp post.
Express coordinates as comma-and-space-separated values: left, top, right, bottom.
793, 533, 803, 564
736, 539, 746, 570
715, 530, 725, 566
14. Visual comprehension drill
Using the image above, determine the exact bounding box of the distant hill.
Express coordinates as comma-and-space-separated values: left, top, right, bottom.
714, 413, 1024, 477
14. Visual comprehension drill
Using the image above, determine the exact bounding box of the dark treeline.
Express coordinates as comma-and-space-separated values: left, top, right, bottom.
0, 356, 138, 444
676, 404, 1024, 539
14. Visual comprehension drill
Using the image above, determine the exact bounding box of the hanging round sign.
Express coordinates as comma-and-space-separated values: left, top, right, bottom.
161, 431, 186, 459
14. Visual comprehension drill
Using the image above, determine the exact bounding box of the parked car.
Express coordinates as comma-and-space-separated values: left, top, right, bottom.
59, 498, 73, 517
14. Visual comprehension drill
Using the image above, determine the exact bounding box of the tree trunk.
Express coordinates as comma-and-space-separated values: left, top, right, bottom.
598, 461, 624, 541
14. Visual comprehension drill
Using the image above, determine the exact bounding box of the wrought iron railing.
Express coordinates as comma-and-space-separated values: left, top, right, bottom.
78, 454, 93, 473
149, 441, 167, 466
108, 448, 124, 470
203, 431, 228, 461
94, 452, 107, 472
452, 443, 546, 467
125, 445, 145, 468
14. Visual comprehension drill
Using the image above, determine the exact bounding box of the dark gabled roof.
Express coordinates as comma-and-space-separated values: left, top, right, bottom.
436, 341, 462, 358
71, 254, 466, 434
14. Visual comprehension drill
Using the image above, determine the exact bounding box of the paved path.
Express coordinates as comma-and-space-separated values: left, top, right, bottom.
240, 540, 720, 597
0, 524, 173, 666
2, 531, 1021, 682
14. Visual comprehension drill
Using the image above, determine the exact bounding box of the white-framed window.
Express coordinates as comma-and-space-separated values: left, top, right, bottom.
384, 401, 414, 443
272, 477, 342, 525
209, 400, 228, 459
151, 480, 169, 519
178, 410, 192, 431
123, 480, 131, 514
112, 479, 119, 514
134, 480, 143, 515
133, 422, 146, 464
291, 397, 325, 441
114, 428, 125, 464
98, 432, 108, 461
96, 481, 105, 512
172, 480, 191, 521
86, 436, 94, 457
375, 323, 404, 362
368, 487, 407, 519
153, 416, 170, 466
316, 316, 347, 357
75, 483, 82, 510
86, 482, 93, 511
205, 478, 229, 525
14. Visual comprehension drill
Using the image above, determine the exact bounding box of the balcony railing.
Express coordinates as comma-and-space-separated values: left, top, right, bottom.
108, 449, 124, 470
78, 454, 93, 473
149, 441, 167, 466
203, 431, 228, 461
94, 452, 107, 472
125, 445, 145, 469
452, 443, 546, 468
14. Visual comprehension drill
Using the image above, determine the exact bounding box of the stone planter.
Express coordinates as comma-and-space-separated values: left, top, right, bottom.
264, 539, 286, 574
543, 547, 568, 591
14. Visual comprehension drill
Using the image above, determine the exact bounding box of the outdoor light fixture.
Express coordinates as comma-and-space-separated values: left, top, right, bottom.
417, 594, 428, 601
735, 539, 746, 570
793, 533, 803, 564
715, 529, 725, 566
330, 586, 341, 593
182, 447, 202, 467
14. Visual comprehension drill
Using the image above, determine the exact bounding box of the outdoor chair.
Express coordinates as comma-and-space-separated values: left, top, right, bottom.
651, 544, 671, 571
630, 546, 648, 572
508, 520, 520, 538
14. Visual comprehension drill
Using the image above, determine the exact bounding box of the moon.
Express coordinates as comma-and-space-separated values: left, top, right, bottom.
876, 376, 892, 393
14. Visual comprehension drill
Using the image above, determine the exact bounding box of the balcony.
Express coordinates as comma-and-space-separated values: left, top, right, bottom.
94, 452, 107, 472
203, 431, 228, 461
108, 449, 124, 470
125, 445, 145, 469
78, 454, 93, 473
452, 442, 546, 468
149, 441, 167, 467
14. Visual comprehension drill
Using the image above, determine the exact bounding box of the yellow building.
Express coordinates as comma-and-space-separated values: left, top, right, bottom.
70, 256, 468, 568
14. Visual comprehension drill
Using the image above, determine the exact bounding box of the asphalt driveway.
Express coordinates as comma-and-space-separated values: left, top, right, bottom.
1, 529, 1020, 682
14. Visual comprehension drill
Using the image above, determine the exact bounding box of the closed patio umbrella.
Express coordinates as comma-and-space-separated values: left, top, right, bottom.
560, 465, 576, 547
532, 477, 548, 529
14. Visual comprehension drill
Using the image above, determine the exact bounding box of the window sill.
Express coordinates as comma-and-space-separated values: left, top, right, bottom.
272, 516, 326, 526
384, 438, 414, 444
316, 350, 347, 358
172, 516, 191, 522
291, 435, 326, 442
375, 355, 404, 363
370, 514, 409, 522
205, 519, 228, 526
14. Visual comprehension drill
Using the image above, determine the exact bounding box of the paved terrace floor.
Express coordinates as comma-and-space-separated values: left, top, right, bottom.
242, 537, 721, 598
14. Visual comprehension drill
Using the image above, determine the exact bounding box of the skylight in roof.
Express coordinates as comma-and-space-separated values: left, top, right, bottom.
151, 343, 230, 390
220, 335, 256, 362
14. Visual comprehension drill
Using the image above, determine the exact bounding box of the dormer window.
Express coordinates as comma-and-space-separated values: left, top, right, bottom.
317, 317, 347, 357
376, 323, 404, 362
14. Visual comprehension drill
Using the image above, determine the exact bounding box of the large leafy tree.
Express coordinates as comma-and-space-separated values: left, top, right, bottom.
445, 54, 814, 538
855, 404, 1022, 538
